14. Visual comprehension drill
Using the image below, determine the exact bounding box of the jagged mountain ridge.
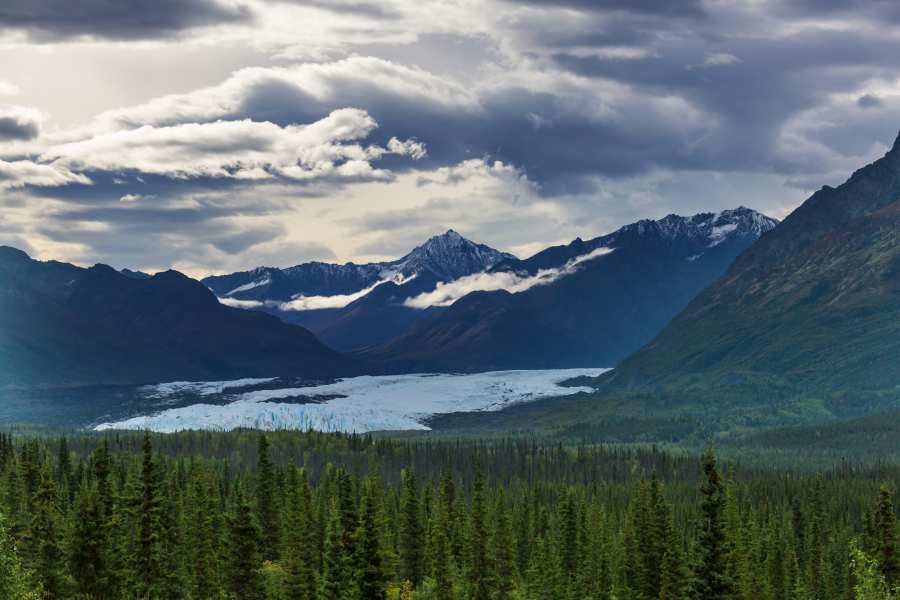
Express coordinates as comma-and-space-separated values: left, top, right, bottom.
204, 230, 515, 302
202, 230, 516, 351
596, 132, 900, 395
364, 207, 778, 372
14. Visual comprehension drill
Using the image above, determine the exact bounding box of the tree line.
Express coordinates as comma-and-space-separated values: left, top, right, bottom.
0, 429, 899, 599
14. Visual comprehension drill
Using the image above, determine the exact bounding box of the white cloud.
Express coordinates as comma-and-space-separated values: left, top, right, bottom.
218, 297, 266, 309
278, 274, 407, 311
91, 57, 478, 132
0, 159, 90, 189
119, 193, 156, 203
40, 109, 424, 183
220, 273, 415, 311
404, 246, 614, 309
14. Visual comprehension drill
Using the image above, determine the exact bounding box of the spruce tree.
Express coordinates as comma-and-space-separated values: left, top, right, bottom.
357, 476, 387, 600
493, 489, 516, 600
430, 483, 455, 600
256, 434, 280, 561
69, 479, 108, 598
873, 485, 900, 587
186, 469, 223, 599
136, 432, 163, 599
558, 489, 579, 584
697, 449, 732, 600
283, 466, 317, 600
318, 500, 346, 600
467, 463, 494, 600
26, 468, 67, 599
398, 468, 422, 587
227, 488, 265, 600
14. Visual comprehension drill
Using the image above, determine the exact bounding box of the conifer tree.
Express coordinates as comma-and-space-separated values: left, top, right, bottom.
186, 469, 223, 600
318, 500, 346, 600
398, 468, 422, 587
69, 479, 108, 598
26, 468, 67, 599
136, 432, 163, 599
0, 512, 41, 600
493, 489, 516, 600
697, 449, 732, 600
227, 488, 265, 600
873, 485, 900, 587
91, 439, 113, 520
55, 437, 72, 493
357, 476, 387, 600
558, 489, 579, 585
430, 483, 455, 600
467, 463, 494, 600
256, 434, 280, 561
283, 466, 317, 599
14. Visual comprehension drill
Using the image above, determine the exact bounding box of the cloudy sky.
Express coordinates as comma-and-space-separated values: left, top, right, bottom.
1, 0, 899, 276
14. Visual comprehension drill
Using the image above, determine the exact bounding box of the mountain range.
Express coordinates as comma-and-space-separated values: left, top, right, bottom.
0, 247, 359, 386
365, 208, 778, 371
595, 133, 900, 399
0, 206, 777, 387
203, 230, 515, 350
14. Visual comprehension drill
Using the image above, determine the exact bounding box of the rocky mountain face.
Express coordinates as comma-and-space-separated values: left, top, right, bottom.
364, 207, 777, 372
597, 133, 900, 395
204, 230, 514, 302
0, 247, 361, 386
202, 230, 516, 350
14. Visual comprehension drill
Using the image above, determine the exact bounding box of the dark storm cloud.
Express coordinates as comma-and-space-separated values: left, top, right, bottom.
0, 0, 253, 41
508, 0, 706, 18
279, 0, 402, 20
0, 108, 41, 141
545, 23, 900, 176
775, 0, 900, 23
0, 117, 38, 140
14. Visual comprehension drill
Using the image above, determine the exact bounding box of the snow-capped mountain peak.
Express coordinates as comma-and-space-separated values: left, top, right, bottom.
618, 207, 777, 248
203, 230, 516, 302
393, 230, 516, 281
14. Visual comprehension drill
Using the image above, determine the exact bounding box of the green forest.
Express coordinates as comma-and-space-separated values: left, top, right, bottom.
1, 429, 900, 599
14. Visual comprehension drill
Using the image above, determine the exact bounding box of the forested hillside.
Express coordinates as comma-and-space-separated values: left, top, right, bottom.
1, 430, 899, 599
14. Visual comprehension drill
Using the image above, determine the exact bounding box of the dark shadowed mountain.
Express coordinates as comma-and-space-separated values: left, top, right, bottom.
596, 133, 900, 395
202, 230, 515, 350
0, 247, 361, 386
364, 207, 777, 372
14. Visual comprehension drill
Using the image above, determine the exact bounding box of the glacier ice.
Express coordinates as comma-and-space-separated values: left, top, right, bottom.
95, 368, 610, 433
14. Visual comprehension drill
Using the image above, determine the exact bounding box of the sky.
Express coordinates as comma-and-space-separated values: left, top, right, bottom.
1, 0, 899, 277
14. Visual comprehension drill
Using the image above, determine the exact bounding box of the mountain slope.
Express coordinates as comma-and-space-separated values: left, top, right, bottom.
204, 230, 514, 302
0, 247, 360, 386
599, 133, 900, 394
366, 208, 777, 372
203, 230, 515, 350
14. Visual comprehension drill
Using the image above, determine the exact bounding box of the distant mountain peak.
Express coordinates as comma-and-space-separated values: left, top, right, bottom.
397, 230, 516, 281
617, 207, 777, 248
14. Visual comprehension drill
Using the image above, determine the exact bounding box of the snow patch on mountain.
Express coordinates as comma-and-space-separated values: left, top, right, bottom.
224, 277, 271, 297
94, 368, 609, 433
405, 246, 614, 309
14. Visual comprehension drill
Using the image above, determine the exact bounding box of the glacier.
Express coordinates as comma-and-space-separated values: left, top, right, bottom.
94, 368, 610, 433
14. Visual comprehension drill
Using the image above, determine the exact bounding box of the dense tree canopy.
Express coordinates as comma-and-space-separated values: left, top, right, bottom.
0, 429, 897, 599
